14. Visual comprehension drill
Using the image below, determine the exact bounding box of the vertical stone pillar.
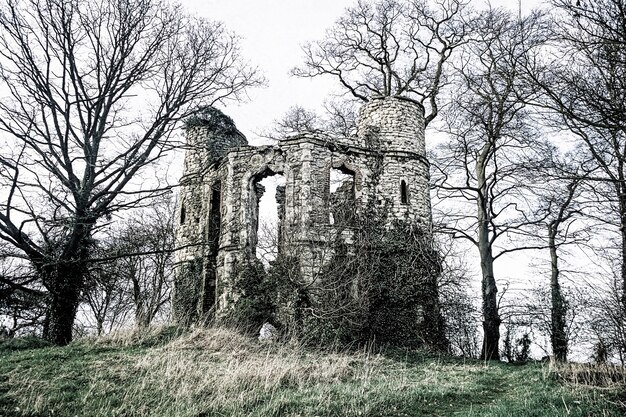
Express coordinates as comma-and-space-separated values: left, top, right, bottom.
172, 108, 249, 325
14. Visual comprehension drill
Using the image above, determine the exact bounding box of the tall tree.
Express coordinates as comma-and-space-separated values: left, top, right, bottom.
433, 8, 549, 360
527, 0, 626, 311
527, 149, 593, 361
544, 173, 581, 362
293, 0, 469, 126
0, 0, 261, 344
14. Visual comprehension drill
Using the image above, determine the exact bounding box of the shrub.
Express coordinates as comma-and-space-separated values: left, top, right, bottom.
223, 260, 275, 333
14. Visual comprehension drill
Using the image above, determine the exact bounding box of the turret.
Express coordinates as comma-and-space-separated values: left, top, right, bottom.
182, 106, 247, 176
356, 96, 431, 230
356, 96, 425, 155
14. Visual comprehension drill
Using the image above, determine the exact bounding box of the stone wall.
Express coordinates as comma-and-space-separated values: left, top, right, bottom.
172, 97, 434, 324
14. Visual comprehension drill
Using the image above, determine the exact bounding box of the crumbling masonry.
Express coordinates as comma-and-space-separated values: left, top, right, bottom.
172, 96, 435, 325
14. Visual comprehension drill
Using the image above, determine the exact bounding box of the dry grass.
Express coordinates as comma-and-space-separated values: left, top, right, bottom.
132, 327, 375, 397
548, 360, 626, 387
1, 327, 626, 416
75, 323, 186, 347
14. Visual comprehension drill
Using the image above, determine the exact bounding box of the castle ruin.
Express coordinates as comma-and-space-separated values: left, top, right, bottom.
172, 96, 439, 338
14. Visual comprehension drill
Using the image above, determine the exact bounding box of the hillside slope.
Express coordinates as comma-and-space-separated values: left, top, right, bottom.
0, 327, 624, 417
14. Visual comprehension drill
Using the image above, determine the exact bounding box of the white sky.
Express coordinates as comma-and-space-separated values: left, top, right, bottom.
181, 0, 547, 142
182, 0, 349, 143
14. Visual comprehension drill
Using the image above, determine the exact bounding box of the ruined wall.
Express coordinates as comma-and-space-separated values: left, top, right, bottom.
173, 97, 434, 323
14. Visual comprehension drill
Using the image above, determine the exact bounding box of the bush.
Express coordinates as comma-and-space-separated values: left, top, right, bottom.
222, 260, 275, 334
259, 219, 448, 349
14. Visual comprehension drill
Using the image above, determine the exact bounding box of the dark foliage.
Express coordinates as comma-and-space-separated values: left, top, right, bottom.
223, 260, 276, 333
184, 106, 240, 136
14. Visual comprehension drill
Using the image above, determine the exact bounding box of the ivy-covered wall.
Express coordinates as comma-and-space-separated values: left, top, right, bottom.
172, 98, 442, 347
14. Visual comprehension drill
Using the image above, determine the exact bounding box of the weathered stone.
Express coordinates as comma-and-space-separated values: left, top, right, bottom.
172, 96, 434, 326
258, 322, 278, 342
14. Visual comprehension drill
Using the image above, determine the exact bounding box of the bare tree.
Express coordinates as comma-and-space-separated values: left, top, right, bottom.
521, 283, 589, 361
82, 253, 132, 336
545, 178, 580, 361
115, 197, 175, 329
0, 0, 261, 344
81, 198, 175, 334
527, 0, 626, 311
569, 246, 626, 364
260, 98, 358, 140
525, 149, 597, 361
432, 8, 549, 360
435, 235, 480, 358
265, 105, 322, 139
321, 99, 359, 137
588, 273, 626, 365
293, 0, 469, 126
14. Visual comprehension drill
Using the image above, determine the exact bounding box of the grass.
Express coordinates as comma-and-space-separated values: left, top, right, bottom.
1, 327, 625, 417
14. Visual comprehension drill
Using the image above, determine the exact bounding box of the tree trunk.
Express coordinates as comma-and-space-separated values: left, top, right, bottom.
96, 317, 104, 337
621, 200, 626, 313
40, 221, 93, 345
43, 261, 85, 345
135, 307, 150, 329
477, 146, 500, 361
618, 184, 626, 315
132, 273, 148, 329
479, 238, 500, 360
549, 224, 568, 361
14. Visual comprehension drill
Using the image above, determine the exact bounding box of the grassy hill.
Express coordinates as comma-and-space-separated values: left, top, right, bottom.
0, 327, 624, 417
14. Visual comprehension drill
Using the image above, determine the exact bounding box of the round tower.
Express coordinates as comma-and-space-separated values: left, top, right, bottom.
356, 96, 431, 230
178, 106, 247, 243
356, 95, 426, 155
173, 107, 247, 324
182, 106, 247, 172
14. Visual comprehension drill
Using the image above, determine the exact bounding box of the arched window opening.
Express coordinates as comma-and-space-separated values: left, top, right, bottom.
400, 180, 409, 205
329, 166, 356, 226
252, 169, 286, 267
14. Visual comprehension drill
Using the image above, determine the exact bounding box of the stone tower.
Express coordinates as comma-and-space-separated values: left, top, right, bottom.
172, 96, 436, 330
356, 96, 431, 228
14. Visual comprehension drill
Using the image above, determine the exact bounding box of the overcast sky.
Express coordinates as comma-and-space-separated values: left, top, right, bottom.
181, 0, 547, 143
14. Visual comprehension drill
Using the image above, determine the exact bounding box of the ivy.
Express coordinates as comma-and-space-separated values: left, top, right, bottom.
184, 106, 239, 136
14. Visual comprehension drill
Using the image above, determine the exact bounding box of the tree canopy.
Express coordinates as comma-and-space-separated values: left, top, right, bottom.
0, 0, 262, 344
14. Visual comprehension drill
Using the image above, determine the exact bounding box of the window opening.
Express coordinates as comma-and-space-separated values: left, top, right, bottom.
400, 180, 409, 205
208, 183, 222, 252
180, 204, 186, 224
329, 166, 356, 226
204, 181, 222, 315
253, 171, 286, 267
